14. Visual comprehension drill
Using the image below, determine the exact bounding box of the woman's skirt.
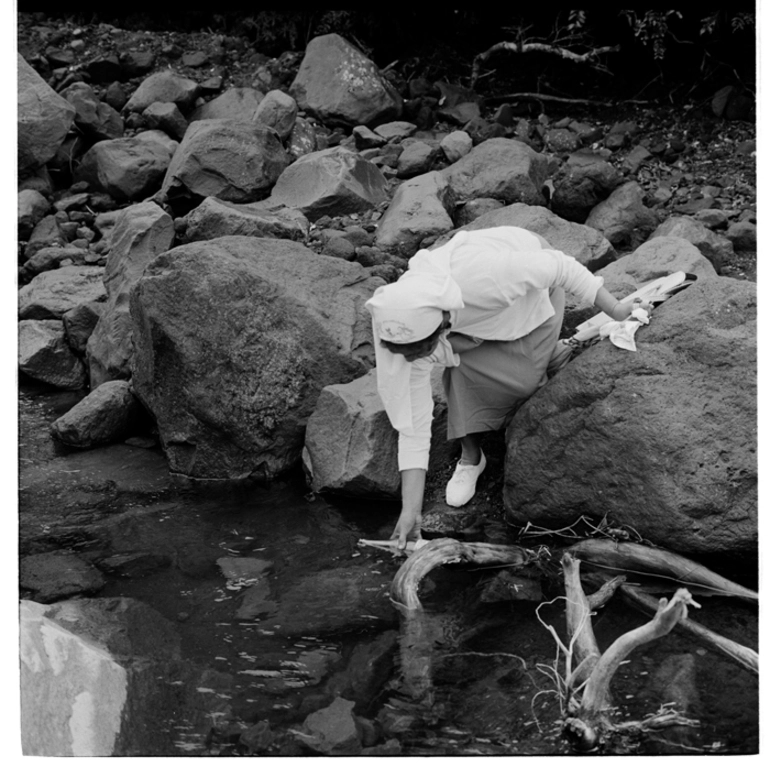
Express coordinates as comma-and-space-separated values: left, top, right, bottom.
443, 288, 565, 440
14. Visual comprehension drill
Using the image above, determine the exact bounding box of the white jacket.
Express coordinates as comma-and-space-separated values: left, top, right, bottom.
371, 227, 604, 470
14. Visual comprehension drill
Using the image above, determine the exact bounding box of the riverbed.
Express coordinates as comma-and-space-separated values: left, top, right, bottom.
18, 382, 759, 756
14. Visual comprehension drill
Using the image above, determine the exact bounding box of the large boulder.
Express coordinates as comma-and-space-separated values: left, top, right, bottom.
374, 171, 454, 257
184, 197, 310, 242
129, 236, 383, 480
503, 276, 757, 556
21, 246, 90, 282
550, 151, 624, 223
650, 216, 734, 273
160, 119, 290, 205
63, 301, 105, 355
76, 131, 178, 202
189, 87, 265, 122
124, 70, 199, 113
19, 319, 88, 389
596, 236, 718, 289
19, 266, 106, 320
86, 202, 175, 387
269, 146, 388, 222
18, 54, 76, 173
440, 138, 549, 206
61, 81, 124, 141
20, 598, 182, 756
584, 181, 659, 251
441, 202, 616, 272
290, 33, 402, 127
303, 368, 452, 498
51, 380, 144, 448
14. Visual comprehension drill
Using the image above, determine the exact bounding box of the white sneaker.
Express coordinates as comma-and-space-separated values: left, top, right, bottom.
445, 451, 487, 507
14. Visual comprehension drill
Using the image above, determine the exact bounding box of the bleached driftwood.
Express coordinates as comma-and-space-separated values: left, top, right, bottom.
390, 538, 537, 611
564, 539, 758, 602
560, 553, 701, 750
619, 582, 758, 676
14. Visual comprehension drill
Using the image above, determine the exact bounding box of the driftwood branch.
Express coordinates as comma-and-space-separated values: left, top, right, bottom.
391, 538, 537, 611
579, 588, 699, 720
562, 553, 601, 686
619, 582, 758, 676
471, 41, 620, 86
564, 539, 758, 602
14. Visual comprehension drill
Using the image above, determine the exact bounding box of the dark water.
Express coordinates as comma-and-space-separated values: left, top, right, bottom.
19, 383, 759, 756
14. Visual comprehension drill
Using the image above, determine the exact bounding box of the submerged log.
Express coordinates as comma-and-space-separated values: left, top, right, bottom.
564, 540, 757, 602
390, 538, 537, 611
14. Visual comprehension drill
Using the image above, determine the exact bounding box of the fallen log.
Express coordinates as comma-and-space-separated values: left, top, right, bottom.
619, 582, 758, 676
390, 538, 537, 611
563, 540, 757, 602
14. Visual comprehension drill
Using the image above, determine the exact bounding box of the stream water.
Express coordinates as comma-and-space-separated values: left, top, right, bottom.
18, 382, 759, 756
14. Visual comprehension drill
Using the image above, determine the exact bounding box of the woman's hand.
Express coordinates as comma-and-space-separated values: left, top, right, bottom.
391, 507, 422, 550
393, 468, 427, 550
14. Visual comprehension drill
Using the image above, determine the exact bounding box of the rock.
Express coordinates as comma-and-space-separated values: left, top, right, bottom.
236, 582, 277, 620
479, 571, 543, 603
375, 171, 454, 257
18, 54, 76, 173
550, 151, 623, 223
129, 236, 381, 480
352, 125, 386, 150
596, 237, 717, 293
604, 120, 639, 150
584, 181, 659, 251
374, 121, 417, 141
19, 319, 88, 389
185, 197, 310, 242
287, 116, 318, 159
269, 146, 388, 222
18, 190, 50, 239
62, 301, 105, 355
86, 202, 175, 387
295, 698, 362, 756
265, 563, 395, 636
24, 215, 66, 258
142, 101, 188, 140
437, 101, 481, 126
324, 631, 398, 708
694, 208, 730, 229
103, 81, 127, 111
217, 557, 273, 581
304, 367, 453, 497
623, 144, 653, 174
253, 89, 298, 140
396, 141, 438, 178
20, 597, 181, 756
161, 119, 290, 206
77, 131, 178, 202
290, 33, 402, 128
61, 81, 124, 141
20, 552, 106, 602
189, 87, 265, 122
650, 216, 734, 272
446, 202, 616, 272
125, 70, 199, 113
19, 266, 106, 320
453, 198, 505, 227
440, 138, 548, 206
725, 221, 757, 252
19, 165, 55, 197
54, 192, 90, 214
504, 276, 756, 556
50, 380, 143, 448
118, 49, 156, 78
323, 237, 356, 260
545, 127, 580, 154
440, 130, 473, 163
85, 55, 121, 84
22, 246, 90, 280
240, 721, 275, 753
